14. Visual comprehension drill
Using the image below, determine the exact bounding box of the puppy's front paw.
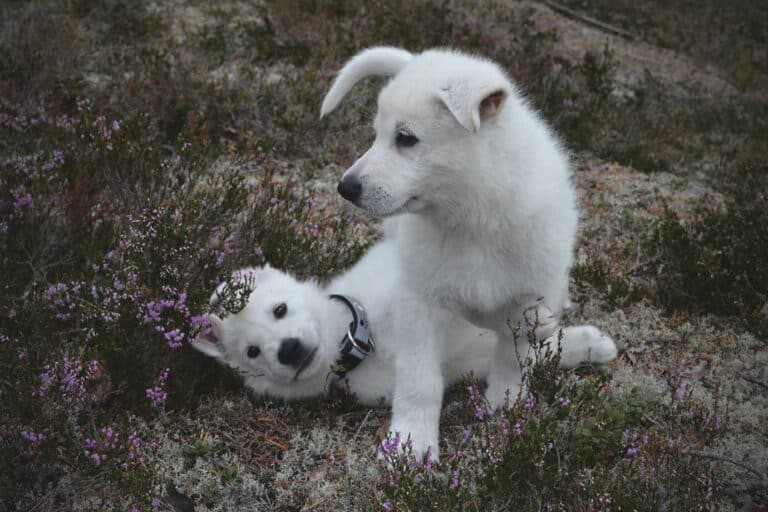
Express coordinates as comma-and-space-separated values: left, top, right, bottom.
484, 377, 525, 411
523, 303, 559, 341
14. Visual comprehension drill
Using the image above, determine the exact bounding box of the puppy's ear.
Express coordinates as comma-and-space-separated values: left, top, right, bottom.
190, 315, 226, 361
320, 47, 413, 118
437, 81, 510, 133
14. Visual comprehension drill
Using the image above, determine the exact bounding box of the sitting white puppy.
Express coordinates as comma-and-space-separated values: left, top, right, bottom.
192, 233, 617, 458
320, 48, 619, 454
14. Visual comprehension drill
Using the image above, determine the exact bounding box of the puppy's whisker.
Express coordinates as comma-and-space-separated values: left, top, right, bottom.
236, 369, 265, 379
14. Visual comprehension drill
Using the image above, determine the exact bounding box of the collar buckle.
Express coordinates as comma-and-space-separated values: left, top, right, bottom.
329, 294, 375, 379
346, 328, 375, 355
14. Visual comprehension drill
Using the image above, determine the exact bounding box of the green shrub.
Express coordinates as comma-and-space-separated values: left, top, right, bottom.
646, 170, 768, 333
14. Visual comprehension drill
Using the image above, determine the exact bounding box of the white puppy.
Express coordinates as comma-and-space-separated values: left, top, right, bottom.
192, 235, 616, 458
192, 238, 495, 407
321, 48, 618, 454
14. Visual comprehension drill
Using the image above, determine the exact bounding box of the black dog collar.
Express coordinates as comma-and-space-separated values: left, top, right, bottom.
329, 294, 375, 379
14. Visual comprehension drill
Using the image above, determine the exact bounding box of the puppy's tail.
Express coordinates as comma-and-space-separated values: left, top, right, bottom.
320, 47, 413, 118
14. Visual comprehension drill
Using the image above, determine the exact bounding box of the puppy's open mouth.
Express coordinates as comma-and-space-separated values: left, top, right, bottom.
293, 346, 318, 381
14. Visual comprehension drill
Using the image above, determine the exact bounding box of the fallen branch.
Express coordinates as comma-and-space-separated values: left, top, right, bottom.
723, 480, 768, 497
684, 449, 767, 481
541, 1, 635, 40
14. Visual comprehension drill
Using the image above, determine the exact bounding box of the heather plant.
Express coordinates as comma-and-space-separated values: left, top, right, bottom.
0, 92, 367, 507
644, 164, 768, 335
377, 327, 728, 511
572, 252, 644, 309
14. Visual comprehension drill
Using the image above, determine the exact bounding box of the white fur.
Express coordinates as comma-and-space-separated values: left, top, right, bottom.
193, 238, 616, 459
320, 47, 618, 454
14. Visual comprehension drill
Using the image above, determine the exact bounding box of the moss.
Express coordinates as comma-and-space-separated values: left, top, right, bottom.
182, 440, 217, 466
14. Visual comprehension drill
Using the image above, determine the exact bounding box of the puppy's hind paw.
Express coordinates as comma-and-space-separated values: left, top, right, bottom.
584, 328, 618, 364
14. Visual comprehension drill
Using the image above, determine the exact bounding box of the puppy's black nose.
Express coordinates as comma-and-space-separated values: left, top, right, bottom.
337, 178, 362, 203
277, 338, 306, 367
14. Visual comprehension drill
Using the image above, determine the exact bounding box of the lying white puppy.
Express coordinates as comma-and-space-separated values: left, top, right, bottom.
320, 47, 618, 455
192, 235, 617, 458
192, 238, 495, 405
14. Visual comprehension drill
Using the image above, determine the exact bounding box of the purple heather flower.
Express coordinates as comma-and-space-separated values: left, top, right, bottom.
190, 315, 212, 331
382, 501, 393, 511
164, 328, 184, 348
524, 393, 536, 410
146, 368, 170, 408
449, 468, 461, 489
10, 186, 34, 211
674, 381, 687, 401
20, 429, 46, 445
380, 432, 401, 456
424, 452, 435, 472
146, 386, 167, 408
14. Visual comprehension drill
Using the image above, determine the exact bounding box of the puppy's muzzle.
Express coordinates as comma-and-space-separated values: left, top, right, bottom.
337, 177, 362, 203
277, 338, 308, 367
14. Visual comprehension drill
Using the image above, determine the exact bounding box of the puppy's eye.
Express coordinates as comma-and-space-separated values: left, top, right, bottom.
395, 130, 419, 148
247, 346, 261, 358
273, 302, 287, 319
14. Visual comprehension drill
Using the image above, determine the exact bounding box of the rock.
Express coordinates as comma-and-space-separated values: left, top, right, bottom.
266, 71, 283, 85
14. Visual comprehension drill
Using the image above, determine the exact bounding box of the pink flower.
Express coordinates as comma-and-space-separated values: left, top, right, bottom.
146, 368, 170, 408
449, 468, 461, 489
379, 432, 401, 456
10, 186, 34, 211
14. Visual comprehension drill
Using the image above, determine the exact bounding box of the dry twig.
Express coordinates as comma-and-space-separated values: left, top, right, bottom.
541, 1, 635, 40
684, 449, 767, 481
